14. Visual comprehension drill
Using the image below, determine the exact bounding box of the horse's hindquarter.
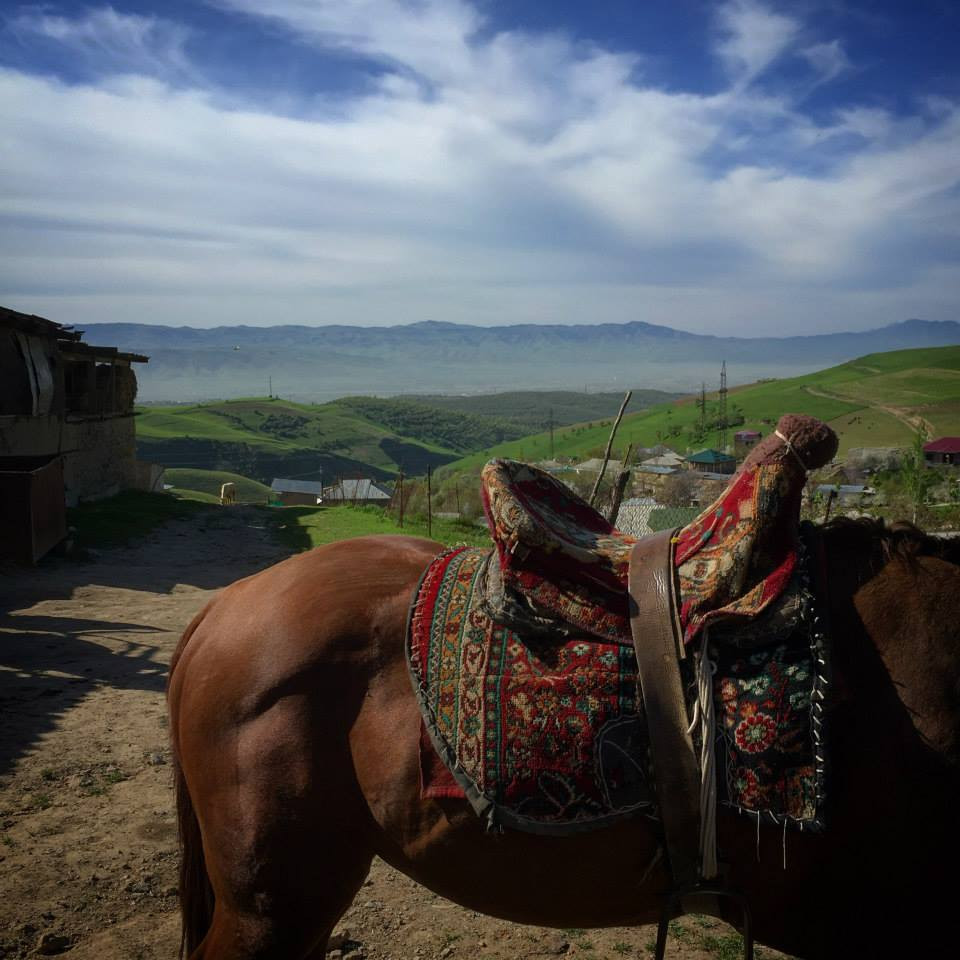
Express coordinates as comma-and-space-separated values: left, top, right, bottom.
169, 535, 671, 932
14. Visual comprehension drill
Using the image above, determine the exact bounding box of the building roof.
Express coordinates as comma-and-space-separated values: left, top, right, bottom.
641, 452, 684, 467
734, 430, 762, 439
2, 305, 147, 361
271, 478, 323, 495
576, 457, 622, 472
924, 437, 960, 454
1, 305, 81, 341
324, 478, 392, 500
636, 464, 678, 475
816, 484, 873, 496
686, 448, 736, 464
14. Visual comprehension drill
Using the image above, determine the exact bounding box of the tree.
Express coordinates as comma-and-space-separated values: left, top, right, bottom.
661, 470, 699, 507
901, 429, 934, 524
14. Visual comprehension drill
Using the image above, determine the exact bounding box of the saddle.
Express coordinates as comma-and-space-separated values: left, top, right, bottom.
479, 414, 837, 960
481, 414, 837, 647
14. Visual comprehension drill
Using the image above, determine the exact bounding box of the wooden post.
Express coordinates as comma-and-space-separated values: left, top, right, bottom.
427, 465, 433, 539
397, 470, 404, 527
606, 443, 633, 526
454, 480, 461, 518
589, 390, 632, 507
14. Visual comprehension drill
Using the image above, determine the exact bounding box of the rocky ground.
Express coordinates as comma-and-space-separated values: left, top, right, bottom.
0, 509, 780, 960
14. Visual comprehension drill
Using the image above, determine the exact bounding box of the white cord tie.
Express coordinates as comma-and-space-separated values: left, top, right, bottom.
774, 429, 809, 473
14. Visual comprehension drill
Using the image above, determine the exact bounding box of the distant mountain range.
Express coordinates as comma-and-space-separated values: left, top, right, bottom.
78, 318, 960, 403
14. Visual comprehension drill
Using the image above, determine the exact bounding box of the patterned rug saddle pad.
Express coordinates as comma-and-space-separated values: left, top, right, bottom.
481, 414, 838, 646
408, 543, 827, 834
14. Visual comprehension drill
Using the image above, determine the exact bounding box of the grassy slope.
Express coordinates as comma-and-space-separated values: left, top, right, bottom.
68, 491, 486, 551
407, 389, 682, 429
441, 346, 960, 473
164, 468, 273, 501
273, 504, 489, 550
136, 397, 461, 474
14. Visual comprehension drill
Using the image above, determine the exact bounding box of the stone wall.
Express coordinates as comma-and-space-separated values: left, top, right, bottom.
0, 412, 136, 506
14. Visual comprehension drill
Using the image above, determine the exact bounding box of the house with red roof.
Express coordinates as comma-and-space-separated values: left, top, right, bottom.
923, 437, 960, 466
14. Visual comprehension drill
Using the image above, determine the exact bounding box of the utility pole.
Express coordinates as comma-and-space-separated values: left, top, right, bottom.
268, 376, 272, 398
549, 407, 555, 459
718, 361, 728, 452
426, 465, 433, 539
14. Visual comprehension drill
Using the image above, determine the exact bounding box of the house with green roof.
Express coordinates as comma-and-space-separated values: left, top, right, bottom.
685, 448, 737, 475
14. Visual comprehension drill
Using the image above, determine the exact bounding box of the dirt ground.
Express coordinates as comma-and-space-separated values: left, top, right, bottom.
0, 510, 778, 960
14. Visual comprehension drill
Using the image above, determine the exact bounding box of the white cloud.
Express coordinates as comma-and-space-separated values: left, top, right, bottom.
9, 6, 196, 81
800, 39, 852, 84
714, 0, 799, 85
0, 1, 958, 334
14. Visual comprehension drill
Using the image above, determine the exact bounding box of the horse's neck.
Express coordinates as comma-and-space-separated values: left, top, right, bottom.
823, 526, 960, 770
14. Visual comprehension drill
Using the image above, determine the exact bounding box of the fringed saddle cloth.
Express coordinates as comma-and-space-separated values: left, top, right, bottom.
407, 415, 838, 834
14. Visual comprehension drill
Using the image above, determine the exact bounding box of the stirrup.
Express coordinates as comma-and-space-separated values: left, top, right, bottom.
654, 886, 754, 960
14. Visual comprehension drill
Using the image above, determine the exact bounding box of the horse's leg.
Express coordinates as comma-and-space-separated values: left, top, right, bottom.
178, 692, 375, 959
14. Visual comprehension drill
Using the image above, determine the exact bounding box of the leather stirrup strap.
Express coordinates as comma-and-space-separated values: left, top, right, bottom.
628, 530, 701, 890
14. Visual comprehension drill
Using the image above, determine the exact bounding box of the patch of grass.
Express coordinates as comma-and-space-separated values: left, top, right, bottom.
32, 792, 52, 810
700, 933, 748, 960
1, 834, 13, 847
164, 468, 272, 502
611, 942, 631, 956
40, 768, 56, 782
103, 769, 126, 784
67, 490, 214, 548
269, 504, 490, 551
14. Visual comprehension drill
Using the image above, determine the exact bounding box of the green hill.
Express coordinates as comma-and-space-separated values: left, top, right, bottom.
136, 394, 539, 484
164, 468, 273, 502
439, 345, 960, 474
406, 389, 681, 430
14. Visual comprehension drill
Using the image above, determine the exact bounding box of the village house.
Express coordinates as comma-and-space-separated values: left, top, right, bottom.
923, 437, 960, 466
323, 478, 393, 506
685, 448, 737, 475
270, 478, 324, 506
734, 429, 762, 457
0, 306, 154, 562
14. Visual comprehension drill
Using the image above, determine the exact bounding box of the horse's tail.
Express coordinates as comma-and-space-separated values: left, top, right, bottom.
169, 608, 215, 957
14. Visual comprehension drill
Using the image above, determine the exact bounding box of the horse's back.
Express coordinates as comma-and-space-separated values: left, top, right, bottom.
170, 534, 440, 726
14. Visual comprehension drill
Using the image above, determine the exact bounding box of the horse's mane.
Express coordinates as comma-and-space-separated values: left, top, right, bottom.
820, 515, 960, 567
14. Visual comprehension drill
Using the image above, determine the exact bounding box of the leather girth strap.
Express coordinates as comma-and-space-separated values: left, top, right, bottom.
628, 529, 701, 889
629, 530, 754, 960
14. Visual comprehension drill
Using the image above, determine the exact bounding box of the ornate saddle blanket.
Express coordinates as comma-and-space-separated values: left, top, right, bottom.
407, 535, 829, 833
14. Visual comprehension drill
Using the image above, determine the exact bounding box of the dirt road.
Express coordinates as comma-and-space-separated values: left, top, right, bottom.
0, 511, 771, 960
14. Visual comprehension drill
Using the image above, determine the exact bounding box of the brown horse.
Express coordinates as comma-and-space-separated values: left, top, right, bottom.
168, 520, 960, 959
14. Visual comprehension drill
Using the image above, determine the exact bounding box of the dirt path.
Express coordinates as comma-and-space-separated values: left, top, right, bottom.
0, 513, 776, 960
801, 384, 935, 436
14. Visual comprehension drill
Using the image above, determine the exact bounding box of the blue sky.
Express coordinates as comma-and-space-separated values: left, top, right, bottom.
1, 1, 958, 333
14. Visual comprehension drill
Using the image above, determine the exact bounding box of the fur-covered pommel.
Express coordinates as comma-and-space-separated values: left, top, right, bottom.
741, 414, 838, 472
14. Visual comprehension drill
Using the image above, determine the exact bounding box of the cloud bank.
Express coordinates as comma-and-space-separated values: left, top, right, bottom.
0, 0, 958, 333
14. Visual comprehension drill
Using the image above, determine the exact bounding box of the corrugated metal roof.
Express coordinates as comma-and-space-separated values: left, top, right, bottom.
687, 449, 736, 464
271, 478, 324, 495
325, 478, 392, 500
924, 437, 960, 454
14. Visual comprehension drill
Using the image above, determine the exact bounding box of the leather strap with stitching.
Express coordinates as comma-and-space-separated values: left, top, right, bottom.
629, 529, 701, 890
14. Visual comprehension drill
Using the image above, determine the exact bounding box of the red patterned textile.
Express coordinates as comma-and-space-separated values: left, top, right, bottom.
481, 414, 838, 645
410, 546, 654, 832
